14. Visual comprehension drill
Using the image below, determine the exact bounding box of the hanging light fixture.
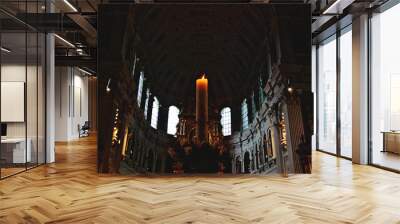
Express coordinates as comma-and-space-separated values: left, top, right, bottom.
106, 78, 111, 93
1, 47, 11, 53
63, 0, 78, 12
287, 79, 294, 93
54, 34, 75, 48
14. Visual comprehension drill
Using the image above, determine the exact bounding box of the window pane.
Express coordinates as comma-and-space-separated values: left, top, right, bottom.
137, 72, 144, 107
167, 106, 180, 135
144, 89, 150, 119
340, 29, 352, 158
241, 100, 249, 130
220, 107, 231, 136
1, 31, 28, 177
151, 97, 159, 129
371, 4, 400, 171
318, 36, 337, 154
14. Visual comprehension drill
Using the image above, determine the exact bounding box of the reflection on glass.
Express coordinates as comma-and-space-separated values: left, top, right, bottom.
27, 31, 38, 169
371, 3, 400, 171
0, 1, 47, 178
1, 31, 28, 177
340, 30, 352, 158
318, 37, 337, 154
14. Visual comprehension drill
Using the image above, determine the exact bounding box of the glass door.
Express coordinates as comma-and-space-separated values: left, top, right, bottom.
0, 1, 47, 179
370, 3, 400, 171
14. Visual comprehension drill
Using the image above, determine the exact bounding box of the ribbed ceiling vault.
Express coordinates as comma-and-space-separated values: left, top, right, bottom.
134, 4, 276, 109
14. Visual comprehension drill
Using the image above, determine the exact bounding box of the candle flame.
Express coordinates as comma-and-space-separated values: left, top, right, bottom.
201, 74, 206, 79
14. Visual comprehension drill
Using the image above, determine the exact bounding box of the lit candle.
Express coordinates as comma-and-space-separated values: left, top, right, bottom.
196, 74, 208, 144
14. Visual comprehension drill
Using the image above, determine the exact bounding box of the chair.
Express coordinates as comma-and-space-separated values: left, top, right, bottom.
79, 121, 90, 138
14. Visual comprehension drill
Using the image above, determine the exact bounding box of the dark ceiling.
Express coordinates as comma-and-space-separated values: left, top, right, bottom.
134, 5, 276, 108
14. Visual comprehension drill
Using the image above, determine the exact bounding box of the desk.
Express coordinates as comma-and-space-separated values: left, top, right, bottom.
382, 131, 400, 154
1, 138, 31, 164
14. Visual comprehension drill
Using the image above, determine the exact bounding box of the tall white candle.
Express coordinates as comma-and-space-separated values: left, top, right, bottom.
196, 74, 208, 144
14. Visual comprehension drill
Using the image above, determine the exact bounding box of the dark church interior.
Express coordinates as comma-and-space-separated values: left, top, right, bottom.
97, 4, 312, 175
2, 1, 400, 222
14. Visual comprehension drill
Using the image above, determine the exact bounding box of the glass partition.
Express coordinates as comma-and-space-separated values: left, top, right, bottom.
317, 35, 337, 154
0, 1, 46, 179
1, 30, 28, 177
370, 3, 400, 171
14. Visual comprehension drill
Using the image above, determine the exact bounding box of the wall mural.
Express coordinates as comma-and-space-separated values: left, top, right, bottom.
97, 3, 312, 175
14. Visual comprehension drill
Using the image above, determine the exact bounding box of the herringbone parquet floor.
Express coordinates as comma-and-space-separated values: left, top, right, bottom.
1, 135, 400, 224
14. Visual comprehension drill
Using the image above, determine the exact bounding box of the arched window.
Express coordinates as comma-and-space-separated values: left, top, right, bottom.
144, 89, 150, 119
241, 99, 249, 130
151, 97, 159, 129
167, 106, 180, 135
220, 107, 231, 136
136, 71, 144, 107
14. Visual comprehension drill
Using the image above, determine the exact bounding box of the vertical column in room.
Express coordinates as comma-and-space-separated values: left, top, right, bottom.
46, 0, 56, 163
352, 15, 368, 164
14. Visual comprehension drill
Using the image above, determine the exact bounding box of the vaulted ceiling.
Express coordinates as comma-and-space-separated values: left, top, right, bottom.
134, 5, 275, 109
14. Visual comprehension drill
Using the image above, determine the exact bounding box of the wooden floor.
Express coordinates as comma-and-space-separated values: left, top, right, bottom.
1, 135, 400, 224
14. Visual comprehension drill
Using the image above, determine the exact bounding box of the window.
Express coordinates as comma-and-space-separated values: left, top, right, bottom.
317, 35, 337, 154
167, 106, 180, 135
220, 107, 232, 136
241, 99, 249, 130
339, 28, 352, 158
151, 97, 159, 129
137, 71, 144, 107
370, 4, 400, 171
144, 89, 150, 119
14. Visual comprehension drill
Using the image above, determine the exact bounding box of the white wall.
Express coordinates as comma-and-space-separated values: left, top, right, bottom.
1, 64, 41, 137
1, 63, 46, 163
55, 67, 89, 141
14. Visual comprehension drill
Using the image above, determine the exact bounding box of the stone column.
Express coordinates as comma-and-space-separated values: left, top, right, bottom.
241, 153, 245, 173
146, 94, 154, 122
232, 158, 236, 174
158, 105, 169, 133
231, 103, 242, 133
140, 83, 147, 109
247, 97, 253, 123
152, 152, 157, 173
270, 125, 283, 173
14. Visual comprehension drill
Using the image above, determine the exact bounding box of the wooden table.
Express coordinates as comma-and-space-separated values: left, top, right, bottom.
381, 131, 400, 154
